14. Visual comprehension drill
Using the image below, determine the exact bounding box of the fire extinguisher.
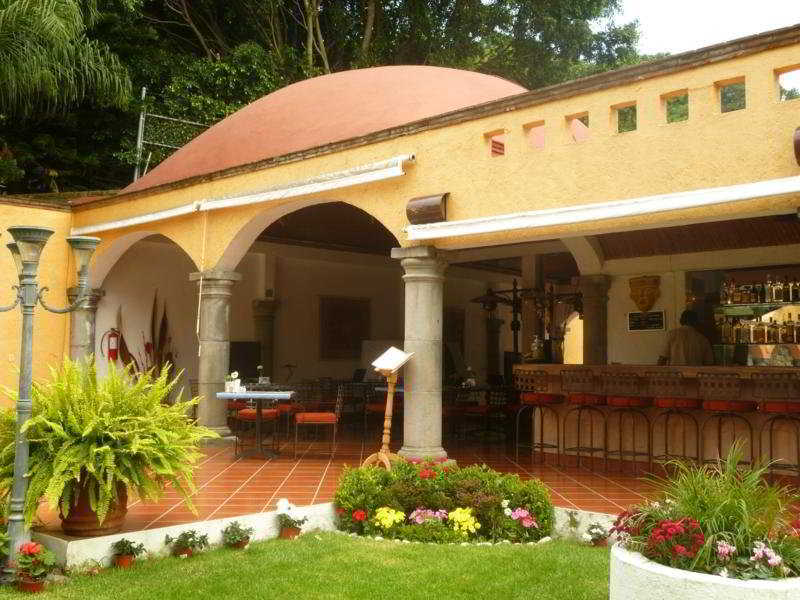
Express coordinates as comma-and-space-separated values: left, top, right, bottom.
100, 328, 120, 361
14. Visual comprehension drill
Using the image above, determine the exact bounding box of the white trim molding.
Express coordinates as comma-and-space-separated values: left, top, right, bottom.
406, 175, 800, 241
71, 154, 415, 235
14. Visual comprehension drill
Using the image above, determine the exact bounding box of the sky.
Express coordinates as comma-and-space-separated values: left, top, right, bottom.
615, 1, 800, 55
612, 0, 800, 89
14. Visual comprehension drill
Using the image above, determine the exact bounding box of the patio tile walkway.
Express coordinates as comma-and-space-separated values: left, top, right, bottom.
36, 437, 657, 536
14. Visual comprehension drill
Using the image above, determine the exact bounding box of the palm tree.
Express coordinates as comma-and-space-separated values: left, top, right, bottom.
0, 0, 130, 118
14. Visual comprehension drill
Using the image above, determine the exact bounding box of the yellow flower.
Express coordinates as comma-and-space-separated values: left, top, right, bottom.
373, 507, 405, 530
448, 507, 481, 536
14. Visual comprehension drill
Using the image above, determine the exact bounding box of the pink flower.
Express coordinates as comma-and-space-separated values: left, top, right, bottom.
521, 516, 537, 528
19, 542, 41, 556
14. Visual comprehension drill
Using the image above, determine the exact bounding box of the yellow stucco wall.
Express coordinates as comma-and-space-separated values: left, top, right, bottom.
0, 202, 73, 400
71, 42, 800, 270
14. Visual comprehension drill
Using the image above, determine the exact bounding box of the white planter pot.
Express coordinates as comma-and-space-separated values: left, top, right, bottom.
610, 544, 800, 600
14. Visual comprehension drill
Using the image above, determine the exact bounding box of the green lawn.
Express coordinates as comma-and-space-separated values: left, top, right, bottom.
0, 533, 610, 600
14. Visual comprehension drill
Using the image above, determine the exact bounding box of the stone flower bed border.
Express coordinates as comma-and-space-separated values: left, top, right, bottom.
35, 504, 613, 568
610, 544, 800, 600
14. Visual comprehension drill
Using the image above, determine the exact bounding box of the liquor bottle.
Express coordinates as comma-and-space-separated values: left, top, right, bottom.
732, 281, 742, 304
754, 282, 764, 304
782, 277, 791, 302
766, 274, 773, 302
788, 313, 797, 344
772, 277, 783, 303
753, 318, 766, 344
721, 318, 733, 344
733, 319, 743, 344
792, 277, 800, 302
719, 279, 728, 305
767, 318, 778, 344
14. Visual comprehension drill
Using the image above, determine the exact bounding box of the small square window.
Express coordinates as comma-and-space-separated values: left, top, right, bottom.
718, 79, 746, 113
615, 104, 637, 133
777, 66, 800, 101
523, 121, 545, 149
484, 131, 506, 157
566, 113, 589, 142
664, 91, 688, 123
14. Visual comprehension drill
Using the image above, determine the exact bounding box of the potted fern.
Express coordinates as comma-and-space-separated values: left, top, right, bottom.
165, 530, 208, 558
0, 359, 217, 536
276, 499, 307, 539
111, 538, 145, 568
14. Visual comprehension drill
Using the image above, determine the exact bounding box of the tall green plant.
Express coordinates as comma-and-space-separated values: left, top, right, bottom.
0, 358, 217, 526
0, 0, 130, 117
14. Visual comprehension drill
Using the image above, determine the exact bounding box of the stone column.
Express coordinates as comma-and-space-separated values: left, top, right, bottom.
486, 316, 504, 381
391, 246, 447, 459
252, 297, 278, 378
578, 274, 611, 365
66, 287, 104, 360
189, 270, 242, 435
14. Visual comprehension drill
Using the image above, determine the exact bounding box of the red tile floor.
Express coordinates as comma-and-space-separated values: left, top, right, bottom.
36, 435, 656, 536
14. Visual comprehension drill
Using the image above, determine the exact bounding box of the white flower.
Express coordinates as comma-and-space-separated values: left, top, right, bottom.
503, 508, 512, 516
717, 568, 729, 578
501, 500, 509, 508
581, 533, 593, 543
230, 371, 239, 379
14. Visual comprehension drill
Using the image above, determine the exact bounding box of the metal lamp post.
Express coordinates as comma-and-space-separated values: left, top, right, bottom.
0, 226, 99, 576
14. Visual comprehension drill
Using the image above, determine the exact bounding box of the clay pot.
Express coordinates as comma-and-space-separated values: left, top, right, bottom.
175, 548, 193, 558
230, 538, 249, 549
61, 478, 128, 537
279, 527, 300, 540
592, 537, 608, 547
18, 576, 45, 593
114, 554, 134, 569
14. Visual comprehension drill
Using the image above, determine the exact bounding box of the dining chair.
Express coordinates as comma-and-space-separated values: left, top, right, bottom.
294, 383, 344, 457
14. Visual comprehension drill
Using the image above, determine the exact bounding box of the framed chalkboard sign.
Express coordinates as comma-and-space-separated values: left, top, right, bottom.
628, 311, 665, 331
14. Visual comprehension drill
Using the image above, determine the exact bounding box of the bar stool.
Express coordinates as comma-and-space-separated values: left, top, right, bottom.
753, 372, 800, 477
512, 370, 562, 464
602, 371, 652, 475
698, 372, 755, 464
647, 371, 701, 469
561, 368, 607, 470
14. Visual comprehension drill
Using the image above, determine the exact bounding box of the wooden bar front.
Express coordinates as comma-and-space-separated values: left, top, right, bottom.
513, 364, 799, 400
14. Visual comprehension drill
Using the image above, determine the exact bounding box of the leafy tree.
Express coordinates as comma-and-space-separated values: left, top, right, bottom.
0, 0, 130, 117
3, 0, 643, 193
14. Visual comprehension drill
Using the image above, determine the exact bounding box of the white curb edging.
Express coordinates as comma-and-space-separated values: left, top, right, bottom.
610, 544, 800, 600
33, 502, 337, 569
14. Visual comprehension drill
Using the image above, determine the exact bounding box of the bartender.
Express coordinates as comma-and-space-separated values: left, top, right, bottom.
658, 309, 714, 366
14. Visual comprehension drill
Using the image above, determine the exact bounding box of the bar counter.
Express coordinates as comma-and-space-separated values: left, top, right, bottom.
513, 363, 799, 399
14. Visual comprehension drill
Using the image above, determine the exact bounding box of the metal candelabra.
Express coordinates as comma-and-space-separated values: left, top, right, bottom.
0, 226, 99, 580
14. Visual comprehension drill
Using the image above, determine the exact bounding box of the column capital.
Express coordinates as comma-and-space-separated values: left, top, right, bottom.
578, 274, 611, 297
189, 270, 242, 283
66, 287, 105, 310
392, 246, 447, 282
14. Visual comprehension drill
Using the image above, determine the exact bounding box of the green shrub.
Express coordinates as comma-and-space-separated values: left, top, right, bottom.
615, 443, 800, 579
0, 359, 217, 526
334, 459, 553, 543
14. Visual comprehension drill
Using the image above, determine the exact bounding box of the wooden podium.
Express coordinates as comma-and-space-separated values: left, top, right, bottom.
362, 347, 413, 470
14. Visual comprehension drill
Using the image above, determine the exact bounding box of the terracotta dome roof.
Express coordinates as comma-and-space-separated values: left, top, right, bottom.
123, 66, 527, 194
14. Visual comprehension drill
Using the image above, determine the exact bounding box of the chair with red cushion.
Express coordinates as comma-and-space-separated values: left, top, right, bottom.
561, 368, 607, 470
602, 371, 651, 475
512, 370, 562, 464
753, 372, 800, 477
647, 371, 701, 470
294, 383, 344, 458
233, 407, 279, 458
698, 372, 755, 464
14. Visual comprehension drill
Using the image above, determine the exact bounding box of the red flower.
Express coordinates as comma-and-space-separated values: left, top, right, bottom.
19, 542, 41, 556
419, 469, 436, 480
352, 509, 367, 522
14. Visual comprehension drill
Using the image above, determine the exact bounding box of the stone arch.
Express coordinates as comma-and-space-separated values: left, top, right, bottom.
90, 230, 198, 287
561, 236, 605, 274
214, 197, 399, 271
